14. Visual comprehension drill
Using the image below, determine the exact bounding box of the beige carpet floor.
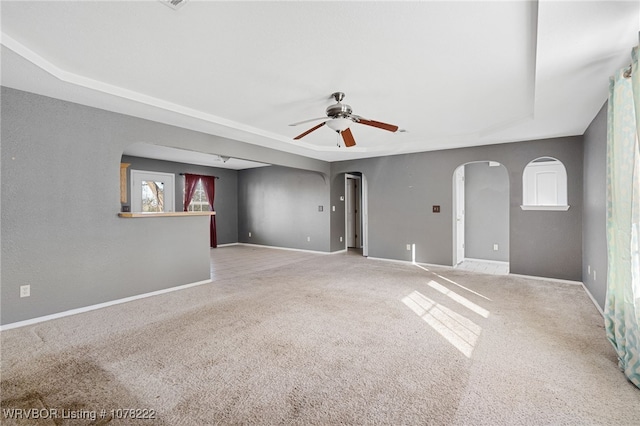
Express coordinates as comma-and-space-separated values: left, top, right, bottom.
1, 245, 639, 425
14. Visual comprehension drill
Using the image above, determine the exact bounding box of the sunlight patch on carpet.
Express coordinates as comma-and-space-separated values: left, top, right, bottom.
402, 290, 481, 358
413, 263, 492, 301
426, 280, 489, 318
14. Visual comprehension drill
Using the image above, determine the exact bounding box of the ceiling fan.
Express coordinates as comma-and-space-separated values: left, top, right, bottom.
289, 92, 399, 147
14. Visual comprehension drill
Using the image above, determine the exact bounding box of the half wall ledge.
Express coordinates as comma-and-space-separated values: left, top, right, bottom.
520, 205, 570, 211
118, 212, 216, 218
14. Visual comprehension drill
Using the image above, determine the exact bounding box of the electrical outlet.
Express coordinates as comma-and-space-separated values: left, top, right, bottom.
249, 232, 252, 237
406, 244, 411, 251
340, 236, 343, 242
20, 285, 30, 298
593, 270, 596, 281
307, 236, 311, 242
588, 265, 591, 274
332, 206, 335, 212
493, 244, 498, 251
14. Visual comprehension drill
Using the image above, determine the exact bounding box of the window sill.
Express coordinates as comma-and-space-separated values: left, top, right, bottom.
118, 212, 215, 218
520, 205, 570, 211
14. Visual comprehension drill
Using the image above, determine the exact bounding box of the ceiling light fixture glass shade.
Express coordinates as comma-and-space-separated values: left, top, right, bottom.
326, 118, 351, 132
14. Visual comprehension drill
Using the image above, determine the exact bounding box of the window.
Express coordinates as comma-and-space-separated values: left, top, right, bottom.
521, 157, 569, 211
142, 180, 165, 212
130, 170, 175, 213
186, 179, 210, 212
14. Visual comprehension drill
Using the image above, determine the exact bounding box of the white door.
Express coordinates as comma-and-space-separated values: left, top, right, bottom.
455, 166, 465, 264
130, 170, 175, 213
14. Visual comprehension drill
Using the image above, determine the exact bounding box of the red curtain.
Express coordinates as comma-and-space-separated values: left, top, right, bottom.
183, 174, 199, 212
201, 176, 217, 248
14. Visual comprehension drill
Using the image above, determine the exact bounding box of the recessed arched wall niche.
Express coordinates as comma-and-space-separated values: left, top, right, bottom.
521, 157, 569, 211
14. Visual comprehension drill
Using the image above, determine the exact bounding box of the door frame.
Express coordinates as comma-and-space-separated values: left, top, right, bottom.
345, 173, 369, 256
345, 175, 361, 248
453, 166, 465, 265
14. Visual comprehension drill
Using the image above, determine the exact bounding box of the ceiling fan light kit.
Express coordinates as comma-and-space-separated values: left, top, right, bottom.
290, 92, 399, 147
326, 117, 351, 132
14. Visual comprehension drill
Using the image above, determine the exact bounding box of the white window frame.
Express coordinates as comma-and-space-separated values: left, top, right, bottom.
521, 157, 569, 211
130, 170, 175, 213
186, 179, 211, 212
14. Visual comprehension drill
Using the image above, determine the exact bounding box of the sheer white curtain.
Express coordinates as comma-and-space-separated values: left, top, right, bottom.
604, 39, 640, 389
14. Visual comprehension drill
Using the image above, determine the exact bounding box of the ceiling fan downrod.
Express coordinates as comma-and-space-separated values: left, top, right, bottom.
331, 92, 345, 102
326, 92, 352, 118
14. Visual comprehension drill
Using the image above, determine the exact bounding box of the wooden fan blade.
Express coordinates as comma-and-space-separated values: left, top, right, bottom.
294, 121, 326, 140
357, 118, 399, 132
341, 127, 356, 147
288, 117, 328, 126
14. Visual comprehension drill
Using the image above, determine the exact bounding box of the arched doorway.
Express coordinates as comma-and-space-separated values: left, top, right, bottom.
453, 161, 509, 274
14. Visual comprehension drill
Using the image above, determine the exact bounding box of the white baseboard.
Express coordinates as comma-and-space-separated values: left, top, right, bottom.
369, 257, 584, 288
366, 256, 414, 266
367, 256, 454, 270
0, 279, 212, 331
218, 242, 346, 255
237, 243, 334, 255
463, 257, 509, 266
216, 242, 239, 248
509, 274, 604, 315
419, 262, 454, 270
508, 273, 583, 286
581, 283, 605, 317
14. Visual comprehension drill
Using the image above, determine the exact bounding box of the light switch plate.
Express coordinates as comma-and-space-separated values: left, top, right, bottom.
20, 285, 30, 298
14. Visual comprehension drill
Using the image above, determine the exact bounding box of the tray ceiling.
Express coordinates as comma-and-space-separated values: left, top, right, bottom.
2, 1, 638, 163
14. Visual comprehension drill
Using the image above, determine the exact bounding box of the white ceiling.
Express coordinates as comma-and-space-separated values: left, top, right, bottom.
1, 1, 638, 165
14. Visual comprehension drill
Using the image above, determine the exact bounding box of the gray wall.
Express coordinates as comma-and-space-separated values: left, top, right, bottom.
331, 136, 583, 281
582, 102, 608, 309
121, 155, 239, 245
0, 87, 329, 325
1, 86, 590, 325
237, 166, 330, 252
464, 162, 509, 262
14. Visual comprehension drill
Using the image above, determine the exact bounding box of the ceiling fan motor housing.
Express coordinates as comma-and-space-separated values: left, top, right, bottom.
326, 102, 352, 118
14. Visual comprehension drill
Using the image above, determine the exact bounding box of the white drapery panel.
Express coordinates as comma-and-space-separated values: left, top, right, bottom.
604, 38, 640, 389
